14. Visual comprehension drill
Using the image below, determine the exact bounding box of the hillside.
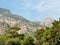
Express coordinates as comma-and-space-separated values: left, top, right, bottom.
0, 8, 41, 35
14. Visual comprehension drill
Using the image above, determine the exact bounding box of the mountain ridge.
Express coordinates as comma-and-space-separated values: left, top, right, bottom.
0, 8, 53, 35
0, 8, 41, 35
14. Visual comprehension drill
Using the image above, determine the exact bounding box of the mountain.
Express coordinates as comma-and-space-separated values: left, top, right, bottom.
0, 8, 54, 35
40, 17, 54, 28
0, 8, 40, 35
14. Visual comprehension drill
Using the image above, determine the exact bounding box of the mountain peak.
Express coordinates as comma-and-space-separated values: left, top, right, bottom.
41, 17, 53, 28
0, 8, 11, 14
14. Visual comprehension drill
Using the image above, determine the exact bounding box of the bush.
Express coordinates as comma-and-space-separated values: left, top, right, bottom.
5, 38, 21, 45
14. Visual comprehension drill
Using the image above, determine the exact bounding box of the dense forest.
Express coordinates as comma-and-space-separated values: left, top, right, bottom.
0, 19, 60, 45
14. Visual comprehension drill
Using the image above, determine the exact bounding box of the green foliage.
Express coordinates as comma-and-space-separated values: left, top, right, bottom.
7, 26, 21, 31
0, 36, 6, 45
18, 34, 25, 40
23, 37, 35, 45
5, 27, 21, 38
34, 29, 44, 45
0, 19, 60, 45
35, 19, 60, 45
5, 38, 21, 45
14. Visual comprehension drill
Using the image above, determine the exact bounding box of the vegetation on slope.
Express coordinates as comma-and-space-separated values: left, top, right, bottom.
0, 18, 60, 45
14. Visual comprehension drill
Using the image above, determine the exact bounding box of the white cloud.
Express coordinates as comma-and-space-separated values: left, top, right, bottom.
34, 0, 60, 11
21, 0, 32, 9
22, 0, 60, 11
37, 0, 60, 19
22, 0, 60, 17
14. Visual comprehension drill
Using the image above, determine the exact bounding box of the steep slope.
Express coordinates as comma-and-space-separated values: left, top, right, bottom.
0, 8, 55, 35
0, 8, 40, 35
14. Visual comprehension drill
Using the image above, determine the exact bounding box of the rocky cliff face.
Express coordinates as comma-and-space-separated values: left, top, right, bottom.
0, 8, 40, 35
40, 17, 53, 28
0, 8, 54, 35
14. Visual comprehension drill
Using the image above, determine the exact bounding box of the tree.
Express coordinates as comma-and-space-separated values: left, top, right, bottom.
34, 29, 44, 45
34, 19, 60, 45
23, 36, 35, 45
5, 27, 21, 38
0, 36, 6, 45
5, 38, 21, 45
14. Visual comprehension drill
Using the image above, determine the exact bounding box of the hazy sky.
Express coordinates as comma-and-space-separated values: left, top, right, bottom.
0, 0, 60, 21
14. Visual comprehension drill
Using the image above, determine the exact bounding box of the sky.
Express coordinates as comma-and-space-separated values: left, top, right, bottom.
0, 0, 60, 21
